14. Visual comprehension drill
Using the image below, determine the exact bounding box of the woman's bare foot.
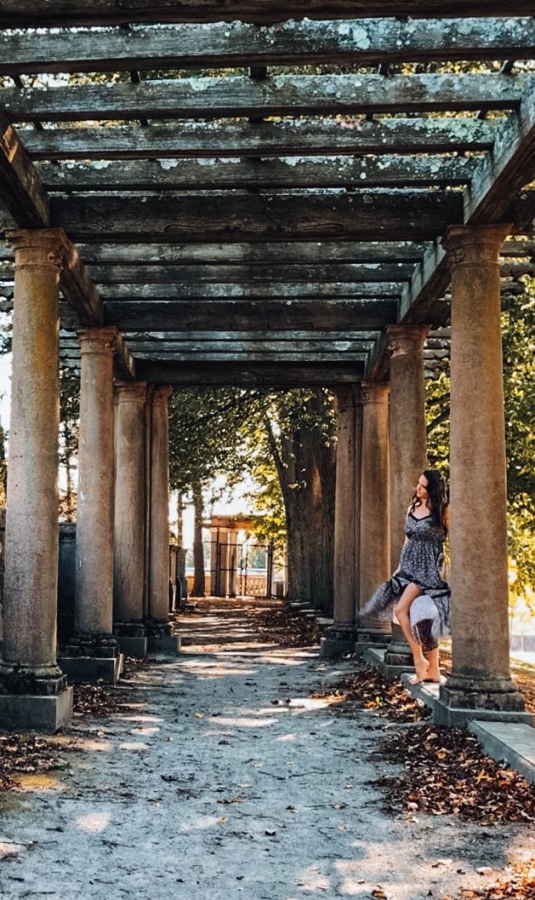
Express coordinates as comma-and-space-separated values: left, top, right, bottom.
422, 670, 441, 683
410, 658, 429, 684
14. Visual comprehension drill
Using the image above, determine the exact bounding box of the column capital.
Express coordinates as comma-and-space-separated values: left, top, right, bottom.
360, 380, 389, 405
6, 227, 70, 272
443, 223, 511, 266
115, 380, 147, 407
334, 384, 360, 413
78, 326, 120, 356
386, 324, 429, 359
151, 384, 173, 406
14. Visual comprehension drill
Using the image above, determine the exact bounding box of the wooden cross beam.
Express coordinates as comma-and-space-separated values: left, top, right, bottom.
400, 75, 535, 326
3, 74, 523, 122
36, 156, 476, 193
23, 118, 498, 161
0, 17, 534, 73
50, 190, 465, 242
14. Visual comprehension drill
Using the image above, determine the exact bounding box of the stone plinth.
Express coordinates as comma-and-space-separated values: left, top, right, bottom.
59, 632, 123, 684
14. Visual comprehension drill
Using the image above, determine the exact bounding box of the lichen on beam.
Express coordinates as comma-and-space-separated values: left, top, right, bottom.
0, 110, 49, 227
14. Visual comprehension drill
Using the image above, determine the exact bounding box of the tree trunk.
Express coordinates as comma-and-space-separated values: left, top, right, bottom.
191, 482, 206, 597
268, 392, 336, 613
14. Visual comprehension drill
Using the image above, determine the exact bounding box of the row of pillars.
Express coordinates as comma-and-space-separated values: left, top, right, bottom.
0, 229, 178, 731
329, 224, 530, 727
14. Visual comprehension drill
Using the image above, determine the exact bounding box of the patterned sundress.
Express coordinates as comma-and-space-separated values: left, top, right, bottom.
362, 512, 451, 644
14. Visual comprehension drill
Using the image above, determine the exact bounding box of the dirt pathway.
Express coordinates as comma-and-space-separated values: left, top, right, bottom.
0, 601, 533, 900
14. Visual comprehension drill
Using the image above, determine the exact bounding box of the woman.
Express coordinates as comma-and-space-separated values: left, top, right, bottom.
362, 469, 450, 684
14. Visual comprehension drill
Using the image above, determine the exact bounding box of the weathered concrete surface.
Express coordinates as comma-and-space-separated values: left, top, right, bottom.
1, 604, 534, 900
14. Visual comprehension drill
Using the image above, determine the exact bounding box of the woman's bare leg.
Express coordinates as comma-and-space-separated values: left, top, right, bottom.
394, 584, 427, 682
424, 647, 441, 682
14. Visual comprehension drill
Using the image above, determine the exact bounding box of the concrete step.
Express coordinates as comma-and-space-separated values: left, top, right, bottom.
469, 720, 535, 786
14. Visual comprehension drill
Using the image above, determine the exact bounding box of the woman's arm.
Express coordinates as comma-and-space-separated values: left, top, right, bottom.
443, 505, 451, 532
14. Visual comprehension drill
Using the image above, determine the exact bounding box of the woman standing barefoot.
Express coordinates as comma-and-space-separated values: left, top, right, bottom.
362, 470, 450, 684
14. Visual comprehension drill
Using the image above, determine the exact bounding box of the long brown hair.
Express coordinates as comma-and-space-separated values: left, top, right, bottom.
410, 469, 448, 530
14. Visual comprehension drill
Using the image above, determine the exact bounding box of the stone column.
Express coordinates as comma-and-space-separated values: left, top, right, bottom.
0, 229, 73, 731
147, 385, 179, 652
357, 381, 392, 647
321, 385, 361, 657
383, 325, 429, 673
217, 528, 230, 597
113, 381, 148, 658
60, 327, 122, 683
436, 224, 528, 725
228, 527, 239, 598
209, 526, 220, 596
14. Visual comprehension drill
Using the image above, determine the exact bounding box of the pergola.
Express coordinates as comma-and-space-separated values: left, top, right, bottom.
0, 2, 534, 730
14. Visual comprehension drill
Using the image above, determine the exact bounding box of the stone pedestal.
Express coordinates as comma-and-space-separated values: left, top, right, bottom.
68, 327, 120, 683
113, 381, 148, 657
383, 325, 429, 672
435, 224, 529, 726
0, 229, 73, 731
356, 382, 392, 654
321, 386, 360, 658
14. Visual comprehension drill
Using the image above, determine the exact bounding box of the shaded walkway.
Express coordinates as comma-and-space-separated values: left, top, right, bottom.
0, 601, 533, 900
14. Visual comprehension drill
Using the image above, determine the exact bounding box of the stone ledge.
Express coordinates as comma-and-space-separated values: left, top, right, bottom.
0, 687, 73, 732
469, 720, 535, 785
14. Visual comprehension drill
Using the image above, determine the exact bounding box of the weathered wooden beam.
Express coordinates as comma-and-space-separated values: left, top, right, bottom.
60, 241, 103, 326
132, 349, 370, 363
23, 118, 497, 161
0, 110, 49, 227
51, 190, 465, 242
1, 18, 534, 73
501, 239, 535, 258
4, 75, 522, 122
86, 262, 414, 285
0, 239, 431, 265
0, 3, 533, 27
95, 298, 399, 331
401, 77, 535, 326
134, 361, 364, 388
119, 329, 379, 342
37, 156, 476, 193
508, 190, 535, 234
98, 282, 405, 301
465, 75, 535, 223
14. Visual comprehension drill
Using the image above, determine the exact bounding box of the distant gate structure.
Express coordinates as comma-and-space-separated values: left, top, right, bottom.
0, 1, 534, 729
204, 515, 276, 599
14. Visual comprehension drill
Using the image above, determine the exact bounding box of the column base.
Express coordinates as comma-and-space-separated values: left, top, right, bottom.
114, 621, 148, 658
434, 672, 532, 727
319, 626, 356, 658
58, 654, 124, 684
146, 618, 181, 655
354, 627, 392, 659
59, 632, 122, 683
0, 688, 73, 732
383, 624, 413, 669
0, 669, 73, 732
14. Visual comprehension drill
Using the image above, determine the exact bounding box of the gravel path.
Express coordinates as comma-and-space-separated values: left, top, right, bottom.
0, 604, 533, 900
